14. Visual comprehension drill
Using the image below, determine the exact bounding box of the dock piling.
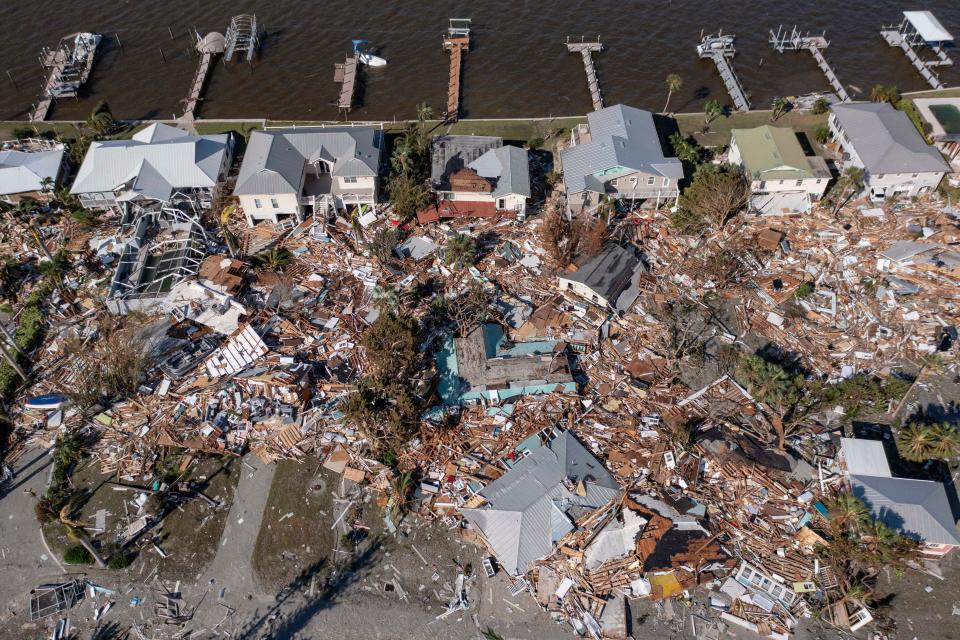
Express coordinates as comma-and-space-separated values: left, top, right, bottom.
768, 26, 850, 102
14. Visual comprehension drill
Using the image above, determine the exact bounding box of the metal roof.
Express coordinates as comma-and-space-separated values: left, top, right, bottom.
560, 104, 684, 195
839, 438, 892, 477
831, 102, 950, 175
850, 474, 960, 546
468, 145, 531, 198
732, 125, 814, 180
561, 243, 643, 303
71, 123, 228, 198
235, 127, 381, 196
460, 430, 621, 575
903, 11, 953, 43
0, 147, 64, 196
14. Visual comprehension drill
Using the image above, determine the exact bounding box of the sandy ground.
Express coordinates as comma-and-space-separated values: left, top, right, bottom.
2, 448, 958, 639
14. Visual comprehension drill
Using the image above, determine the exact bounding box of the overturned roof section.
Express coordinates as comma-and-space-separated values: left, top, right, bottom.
831, 102, 949, 175
71, 123, 228, 199
460, 430, 621, 575
235, 127, 382, 195
0, 147, 64, 196
561, 104, 684, 195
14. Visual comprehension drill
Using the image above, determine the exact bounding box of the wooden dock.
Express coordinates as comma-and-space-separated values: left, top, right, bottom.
31, 33, 100, 122
696, 34, 750, 112
566, 39, 604, 111
769, 26, 849, 102
442, 18, 471, 122
335, 55, 359, 112
181, 32, 226, 119
880, 28, 944, 89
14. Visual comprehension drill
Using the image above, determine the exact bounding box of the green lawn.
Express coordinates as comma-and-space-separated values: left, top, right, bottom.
675, 110, 829, 148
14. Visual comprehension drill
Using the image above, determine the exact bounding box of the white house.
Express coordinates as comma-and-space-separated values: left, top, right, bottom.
0, 140, 66, 205
233, 127, 383, 227
70, 123, 232, 212
729, 125, 831, 215
558, 244, 646, 312
828, 102, 949, 200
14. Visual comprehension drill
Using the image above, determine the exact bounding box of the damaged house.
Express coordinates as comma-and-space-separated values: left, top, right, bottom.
0, 139, 67, 204
558, 243, 646, 312
420, 135, 531, 223
460, 429, 621, 576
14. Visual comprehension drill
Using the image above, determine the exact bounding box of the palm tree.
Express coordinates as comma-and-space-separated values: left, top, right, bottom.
85, 102, 114, 137
443, 233, 477, 270
252, 247, 292, 272
770, 97, 789, 122
39, 176, 54, 197
663, 73, 682, 113
830, 166, 865, 215
58, 502, 106, 567
827, 493, 869, 535
870, 84, 901, 105
929, 423, 960, 460
896, 423, 934, 462
704, 99, 723, 125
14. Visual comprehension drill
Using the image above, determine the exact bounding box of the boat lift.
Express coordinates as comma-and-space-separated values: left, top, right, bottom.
696, 33, 750, 112
880, 11, 953, 89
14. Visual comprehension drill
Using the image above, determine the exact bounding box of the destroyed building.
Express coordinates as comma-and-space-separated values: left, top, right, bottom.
460, 429, 621, 576
558, 243, 645, 312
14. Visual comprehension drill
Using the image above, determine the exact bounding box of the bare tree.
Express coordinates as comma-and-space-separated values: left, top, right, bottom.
539, 203, 584, 267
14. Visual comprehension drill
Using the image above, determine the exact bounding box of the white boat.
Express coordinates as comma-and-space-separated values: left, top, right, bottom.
72, 32, 102, 64
358, 51, 388, 67
352, 39, 387, 67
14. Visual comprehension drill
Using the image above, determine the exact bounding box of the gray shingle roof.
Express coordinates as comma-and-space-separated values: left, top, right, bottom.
71, 123, 228, 198
850, 474, 960, 546
460, 430, 621, 575
0, 147, 63, 196
563, 243, 643, 303
831, 102, 949, 175
468, 146, 531, 198
561, 104, 684, 195
235, 127, 381, 196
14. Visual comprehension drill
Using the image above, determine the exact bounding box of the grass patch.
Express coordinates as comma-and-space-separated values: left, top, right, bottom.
676, 110, 829, 148
63, 544, 93, 565
252, 461, 336, 591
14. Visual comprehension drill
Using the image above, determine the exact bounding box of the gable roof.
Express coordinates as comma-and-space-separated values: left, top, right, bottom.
561, 243, 643, 304
0, 147, 64, 196
71, 123, 228, 198
468, 145, 531, 198
561, 104, 684, 195
235, 127, 381, 196
460, 430, 621, 575
831, 102, 949, 175
732, 125, 814, 180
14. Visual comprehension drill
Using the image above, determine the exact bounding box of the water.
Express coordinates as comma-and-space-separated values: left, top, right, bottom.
1, 0, 959, 122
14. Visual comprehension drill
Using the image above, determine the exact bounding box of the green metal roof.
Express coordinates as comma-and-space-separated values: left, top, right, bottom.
731, 125, 814, 181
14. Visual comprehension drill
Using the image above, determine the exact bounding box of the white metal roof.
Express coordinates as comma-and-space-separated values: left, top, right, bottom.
840, 438, 892, 477
903, 11, 953, 42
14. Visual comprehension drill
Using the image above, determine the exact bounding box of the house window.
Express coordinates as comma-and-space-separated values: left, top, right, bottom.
497, 198, 506, 209
343, 176, 358, 184
662, 177, 669, 186
270, 198, 279, 208
647, 176, 655, 186
610, 178, 618, 187
795, 180, 803, 187
759, 181, 766, 190
911, 173, 918, 178
254, 198, 262, 208
778, 180, 784, 185
591, 294, 599, 302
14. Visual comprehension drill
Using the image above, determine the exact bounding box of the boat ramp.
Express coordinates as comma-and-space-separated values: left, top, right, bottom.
442, 18, 471, 122
880, 11, 953, 90
696, 33, 750, 112
565, 37, 604, 111
769, 26, 849, 102
30, 32, 101, 122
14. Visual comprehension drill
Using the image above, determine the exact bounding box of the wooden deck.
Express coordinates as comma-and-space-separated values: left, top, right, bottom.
443, 36, 469, 121
31, 37, 99, 122
566, 41, 604, 111
335, 56, 359, 111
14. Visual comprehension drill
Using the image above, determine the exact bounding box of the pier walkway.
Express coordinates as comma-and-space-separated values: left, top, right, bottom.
697, 35, 750, 112
31, 34, 99, 122
769, 27, 849, 102
565, 40, 604, 111
335, 55, 359, 113
880, 29, 944, 89
182, 32, 226, 120
442, 19, 471, 122
880, 12, 952, 90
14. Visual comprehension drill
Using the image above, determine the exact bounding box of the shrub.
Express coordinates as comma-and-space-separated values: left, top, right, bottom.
811, 98, 830, 115
795, 281, 815, 299
64, 545, 93, 565
107, 551, 133, 570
